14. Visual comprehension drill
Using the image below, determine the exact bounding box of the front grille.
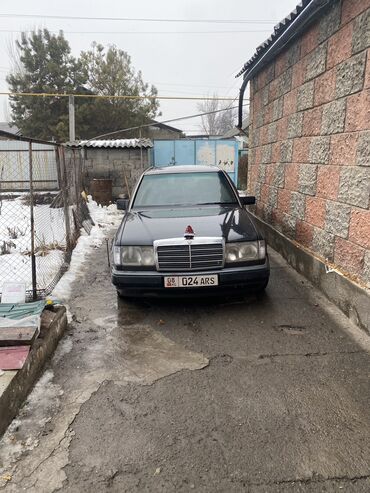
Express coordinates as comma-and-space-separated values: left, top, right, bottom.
156, 243, 224, 272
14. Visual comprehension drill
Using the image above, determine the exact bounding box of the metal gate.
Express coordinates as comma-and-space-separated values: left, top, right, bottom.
152, 139, 239, 184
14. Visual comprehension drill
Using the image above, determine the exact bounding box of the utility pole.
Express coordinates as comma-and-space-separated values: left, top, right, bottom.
68, 95, 75, 142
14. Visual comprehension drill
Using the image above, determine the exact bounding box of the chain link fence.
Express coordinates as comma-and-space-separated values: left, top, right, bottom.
0, 132, 92, 300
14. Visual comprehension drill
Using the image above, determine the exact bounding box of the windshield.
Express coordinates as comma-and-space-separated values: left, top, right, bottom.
132, 171, 238, 208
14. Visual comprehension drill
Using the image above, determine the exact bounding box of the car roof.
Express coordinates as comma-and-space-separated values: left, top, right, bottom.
144, 165, 221, 175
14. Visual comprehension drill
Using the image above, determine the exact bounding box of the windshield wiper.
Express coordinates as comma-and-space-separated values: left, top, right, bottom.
196, 202, 237, 205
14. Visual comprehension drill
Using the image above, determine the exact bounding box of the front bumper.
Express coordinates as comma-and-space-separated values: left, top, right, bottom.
112, 258, 270, 296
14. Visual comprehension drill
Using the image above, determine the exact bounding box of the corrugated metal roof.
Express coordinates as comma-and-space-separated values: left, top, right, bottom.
236, 0, 313, 78
69, 138, 153, 149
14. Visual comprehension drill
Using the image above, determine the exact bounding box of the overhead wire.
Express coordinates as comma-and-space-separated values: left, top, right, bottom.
0, 13, 277, 24
0, 29, 271, 35
86, 103, 249, 142
0, 91, 240, 101
0, 89, 246, 141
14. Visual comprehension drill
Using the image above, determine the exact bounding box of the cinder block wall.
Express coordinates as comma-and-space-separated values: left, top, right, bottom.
248, 0, 370, 287
84, 148, 149, 199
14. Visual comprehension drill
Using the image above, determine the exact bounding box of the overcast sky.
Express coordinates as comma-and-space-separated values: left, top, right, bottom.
0, 0, 298, 134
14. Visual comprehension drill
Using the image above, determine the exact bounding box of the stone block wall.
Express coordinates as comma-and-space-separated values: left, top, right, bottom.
248, 0, 370, 287
84, 147, 150, 199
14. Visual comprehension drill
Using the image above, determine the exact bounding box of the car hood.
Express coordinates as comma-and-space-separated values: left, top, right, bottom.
116, 205, 259, 245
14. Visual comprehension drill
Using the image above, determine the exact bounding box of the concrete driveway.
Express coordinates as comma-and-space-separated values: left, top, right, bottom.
1, 239, 370, 492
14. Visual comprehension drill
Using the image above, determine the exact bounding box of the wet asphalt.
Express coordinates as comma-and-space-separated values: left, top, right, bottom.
1, 238, 370, 492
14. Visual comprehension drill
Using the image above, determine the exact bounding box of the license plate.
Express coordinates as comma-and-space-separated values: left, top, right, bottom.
164, 275, 218, 288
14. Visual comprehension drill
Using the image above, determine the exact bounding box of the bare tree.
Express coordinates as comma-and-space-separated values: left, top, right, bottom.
197, 95, 236, 135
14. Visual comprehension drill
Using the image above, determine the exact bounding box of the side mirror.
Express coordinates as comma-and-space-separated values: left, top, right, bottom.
116, 198, 129, 211
240, 195, 256, 205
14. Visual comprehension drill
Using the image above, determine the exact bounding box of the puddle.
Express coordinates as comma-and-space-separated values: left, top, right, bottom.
108, 324, 208, 383
90, 314, 209, 385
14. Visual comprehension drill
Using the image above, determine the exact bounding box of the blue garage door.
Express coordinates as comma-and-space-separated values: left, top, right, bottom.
152, 139, 239, 184
153, 140, 175, 166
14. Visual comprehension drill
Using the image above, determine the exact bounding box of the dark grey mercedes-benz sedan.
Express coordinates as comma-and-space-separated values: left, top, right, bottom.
112, 165, 269, 297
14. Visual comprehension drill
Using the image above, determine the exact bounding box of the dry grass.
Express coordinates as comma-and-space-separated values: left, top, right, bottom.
0, 240, 16, 255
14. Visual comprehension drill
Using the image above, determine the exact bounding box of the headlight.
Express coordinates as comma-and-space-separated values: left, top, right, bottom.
225, 240, 266, 263
113, 246, 155, 266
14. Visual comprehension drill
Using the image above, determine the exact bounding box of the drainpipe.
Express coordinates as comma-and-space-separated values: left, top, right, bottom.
237, 0, 331, 128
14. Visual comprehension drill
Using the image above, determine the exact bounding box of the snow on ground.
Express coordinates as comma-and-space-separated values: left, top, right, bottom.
0, 194, 122, 296
0, 194, 66, 292
0, 250, 65, 291
52, 197, 122, 302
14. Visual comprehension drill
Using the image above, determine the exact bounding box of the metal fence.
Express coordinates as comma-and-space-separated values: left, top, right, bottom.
0, 131, 91, 300
0, 140, 59, 191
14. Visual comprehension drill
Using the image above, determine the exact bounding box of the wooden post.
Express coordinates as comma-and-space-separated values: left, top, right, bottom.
28, 142, 37, 300
58, 147, 72, 251
55, 146, 62, 189
123, 168, 131, 199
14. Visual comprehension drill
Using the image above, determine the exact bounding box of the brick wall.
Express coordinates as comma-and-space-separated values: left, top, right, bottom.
84, 147, 149, 199
248, 0, 370, 287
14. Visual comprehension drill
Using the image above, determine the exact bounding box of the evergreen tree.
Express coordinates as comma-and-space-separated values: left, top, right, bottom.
78, 43, 160, 139
7, 32, 160, 141
7, 29, 85, 141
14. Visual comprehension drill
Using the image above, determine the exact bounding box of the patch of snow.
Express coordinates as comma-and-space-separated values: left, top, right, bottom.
52, 197, 122, 302
0, 194, 68, 292
0, 250, 65, 290
0, 194, 121, 298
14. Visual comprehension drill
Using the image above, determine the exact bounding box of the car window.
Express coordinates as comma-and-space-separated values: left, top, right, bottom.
132, 171, 238, 208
